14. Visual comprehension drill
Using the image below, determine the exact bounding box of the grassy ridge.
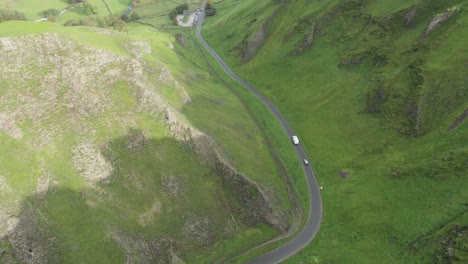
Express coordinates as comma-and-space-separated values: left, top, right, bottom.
203, 0, 468, 262
0, 20, 300, 262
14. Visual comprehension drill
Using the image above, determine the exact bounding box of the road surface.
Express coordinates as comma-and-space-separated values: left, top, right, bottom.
196, 2, 323, 263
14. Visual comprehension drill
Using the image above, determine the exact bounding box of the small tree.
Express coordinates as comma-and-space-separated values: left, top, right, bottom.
113, 19, 128, 32
106, 14, 121, 26
175, 4, 188, 14
64, 19, 80, 26
121, 14, 129, 22
169, 10, 177, 20
83, 1, 98, 15
81, 17, 98, 27
42, 8, 59, 17
130, 11, 139, 21
96, 17, 107, 28
0, 9, 26, 22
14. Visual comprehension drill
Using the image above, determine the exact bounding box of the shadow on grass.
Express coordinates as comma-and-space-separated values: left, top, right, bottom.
1, 131, 284, 263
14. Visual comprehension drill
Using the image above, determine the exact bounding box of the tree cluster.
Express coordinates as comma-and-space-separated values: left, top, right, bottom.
0, 9, 26, 22
83, 1, 98, 15
64, 13, 132, 32
169, 4, 188, 20
121, 12, 139, 22
42, 8, 59, 17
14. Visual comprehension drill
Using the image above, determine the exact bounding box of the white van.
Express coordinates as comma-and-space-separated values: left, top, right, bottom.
291, 136, 299, 145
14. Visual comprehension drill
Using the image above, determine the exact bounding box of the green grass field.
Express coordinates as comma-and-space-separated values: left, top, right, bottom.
0, 0, 68, 19
0, 0, 132, 23
203, 0, 468, 262
134, 0, 202, 28
0, 0, 193, 28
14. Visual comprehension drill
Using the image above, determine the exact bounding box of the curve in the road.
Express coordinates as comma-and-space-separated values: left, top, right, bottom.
196, 2, 323, 264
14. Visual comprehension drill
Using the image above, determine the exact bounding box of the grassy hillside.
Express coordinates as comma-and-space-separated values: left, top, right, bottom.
0, 20, 300, 262
0, 0, 130, 20
203, 0, 468, 263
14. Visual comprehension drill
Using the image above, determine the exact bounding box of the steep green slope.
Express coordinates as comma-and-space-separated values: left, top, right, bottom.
203, 0, 468, 263
0, 21, 295, 263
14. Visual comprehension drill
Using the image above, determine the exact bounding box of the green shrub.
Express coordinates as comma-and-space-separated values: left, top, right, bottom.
42, 8, 59, 18
130, 11, 139, 21
0, 9, 26, 22
64, 19, 80, 26
83, 1, 98, 15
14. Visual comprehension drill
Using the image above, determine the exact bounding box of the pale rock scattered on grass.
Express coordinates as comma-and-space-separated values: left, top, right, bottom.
0, 32, 199, 145
71, 143, 114, 184
182, 215, 212, 243
0, 111, 23, 139
161, 175, 185, 197
125, 40, 152, 58
0, 211, 18, 240
0, 175, 20, 240
111, 232, 173, 263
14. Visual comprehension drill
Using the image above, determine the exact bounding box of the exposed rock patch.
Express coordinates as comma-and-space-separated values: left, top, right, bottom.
0, 32, 197, 148
161, 175, 185, 197
182, 215, 212, 243
242, 13, 275, 62
188, 134, 288, 231
0, 174, 20, 239
111, 232, 172, 264
71, 142, 114, 184
0, 212, 18, 241
125, 40, 152, 58
404, 7, 417, 25
301, 26, 316, 52
339, 170, 350, 179
175, 33, 188, 48
379, 16, 391, 28
126, 128, 148, 152
421, 6, 460, 38
294, 26, 315, 55
213, 157, 288, 231
0, 175, 7, 191
0, 112, 22, 139
448, 108, 468, 132
169, 248, 186, 264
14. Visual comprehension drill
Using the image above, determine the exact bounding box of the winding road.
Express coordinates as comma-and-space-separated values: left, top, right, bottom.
196, 1, 323, 263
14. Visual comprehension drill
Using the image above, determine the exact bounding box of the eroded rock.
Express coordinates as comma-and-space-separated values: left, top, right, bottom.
421, 6, 460, 37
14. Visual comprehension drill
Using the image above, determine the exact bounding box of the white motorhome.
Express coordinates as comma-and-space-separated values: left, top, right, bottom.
291, 136, 299, 145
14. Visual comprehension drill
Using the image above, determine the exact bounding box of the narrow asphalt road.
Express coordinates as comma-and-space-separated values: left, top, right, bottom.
196, 2, 323, 263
